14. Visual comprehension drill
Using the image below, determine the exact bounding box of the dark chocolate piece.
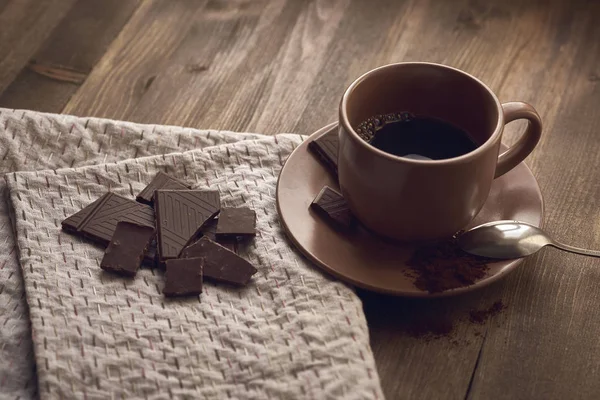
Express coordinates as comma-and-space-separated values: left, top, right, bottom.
216, 207, 256, 238
142, 240, 158, 268
163, 257, 204, 297
181, 237, 257, 286
199, 217, 236, 252
136, 171, 190, 205
199, 217, 218, 241
61, 195, 106, 233
308, 130, 339, 175
62, 192, 155, 244
310, 186, 354, 230
100, 221, 155, 277
154, 190, 220, 260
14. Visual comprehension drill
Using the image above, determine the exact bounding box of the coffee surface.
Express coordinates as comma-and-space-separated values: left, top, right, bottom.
356, 112, 477, 160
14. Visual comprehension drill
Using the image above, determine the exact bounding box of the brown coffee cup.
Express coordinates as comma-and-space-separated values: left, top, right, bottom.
338, 62, 542, 241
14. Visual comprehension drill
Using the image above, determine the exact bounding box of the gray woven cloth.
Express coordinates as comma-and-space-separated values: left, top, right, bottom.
0, 108, 265, 399
1, 109, 383, 399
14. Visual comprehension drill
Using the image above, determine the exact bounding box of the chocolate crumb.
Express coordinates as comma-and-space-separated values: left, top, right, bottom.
404, 301, 508, 341
407, 317, 455, 340
469, 301, 506, 324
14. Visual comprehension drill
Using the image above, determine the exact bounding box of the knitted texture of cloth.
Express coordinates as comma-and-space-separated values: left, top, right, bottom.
2, 109, 383, 399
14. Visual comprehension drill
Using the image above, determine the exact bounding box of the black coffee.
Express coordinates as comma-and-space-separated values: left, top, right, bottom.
356, 112, 477, 160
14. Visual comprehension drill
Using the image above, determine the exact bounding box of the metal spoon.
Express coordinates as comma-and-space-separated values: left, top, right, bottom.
457, 220, 600, 259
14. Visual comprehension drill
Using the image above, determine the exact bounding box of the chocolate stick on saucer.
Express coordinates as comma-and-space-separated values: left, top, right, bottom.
310, 186, 355, 230
308, 129, 339, 176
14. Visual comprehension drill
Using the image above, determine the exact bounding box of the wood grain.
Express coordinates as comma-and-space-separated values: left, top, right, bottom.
468, 3, 600, 397
0, 0, 140, 112
0, 0, 77, 94
1, 0, 599, 398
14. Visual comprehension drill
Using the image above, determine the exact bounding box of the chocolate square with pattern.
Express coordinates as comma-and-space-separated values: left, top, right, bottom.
136, 171, 190, 205
62, 192, 155, 244
154, 190, 220, 260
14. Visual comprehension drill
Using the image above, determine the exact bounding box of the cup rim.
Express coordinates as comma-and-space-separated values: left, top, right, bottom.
339, 62, 504, 165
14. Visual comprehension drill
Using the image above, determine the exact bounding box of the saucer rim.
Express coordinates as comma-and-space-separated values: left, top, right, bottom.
276, 122, 544, 298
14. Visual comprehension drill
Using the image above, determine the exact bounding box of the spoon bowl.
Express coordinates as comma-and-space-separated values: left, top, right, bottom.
457, 220, 600, 259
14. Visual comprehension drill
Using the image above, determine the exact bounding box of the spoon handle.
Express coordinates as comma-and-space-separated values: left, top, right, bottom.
550, 242, 600, 258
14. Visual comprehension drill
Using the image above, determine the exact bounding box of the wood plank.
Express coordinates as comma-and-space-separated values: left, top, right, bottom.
468, 2, 600, 397
0, 0, 77, 94
0, 0, 140, 112
364, 288, 500, 400
62, 0, 214, 119
127, 0, 310, 129
64, 0, 310, 125
0, 0, 11, 14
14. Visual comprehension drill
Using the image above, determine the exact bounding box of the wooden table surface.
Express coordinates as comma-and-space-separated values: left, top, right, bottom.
2, 0, 599, 398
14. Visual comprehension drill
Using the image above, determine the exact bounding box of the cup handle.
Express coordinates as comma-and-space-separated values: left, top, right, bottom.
495, 102, 542, 178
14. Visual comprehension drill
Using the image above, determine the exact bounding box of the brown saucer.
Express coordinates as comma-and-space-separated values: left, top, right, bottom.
276, 123, 544, 297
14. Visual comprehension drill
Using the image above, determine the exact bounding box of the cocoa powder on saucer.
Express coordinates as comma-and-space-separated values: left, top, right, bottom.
406, 238, 492, 293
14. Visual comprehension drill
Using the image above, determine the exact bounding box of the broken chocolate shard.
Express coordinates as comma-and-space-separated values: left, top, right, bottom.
136, 171, 190, 205
308, 130, 339, 175
163, 257, 204, 297
154, 189, 220, 261
181, 237, 257, 286
310, 186, 354, 230
61, 194, 106, 233
198, 217, 218, 241
199, 217, 236, 252
62, 192, 155, 244
100, 221, 155, 277
216, 207, 256, 238
142, 240, 158, 268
